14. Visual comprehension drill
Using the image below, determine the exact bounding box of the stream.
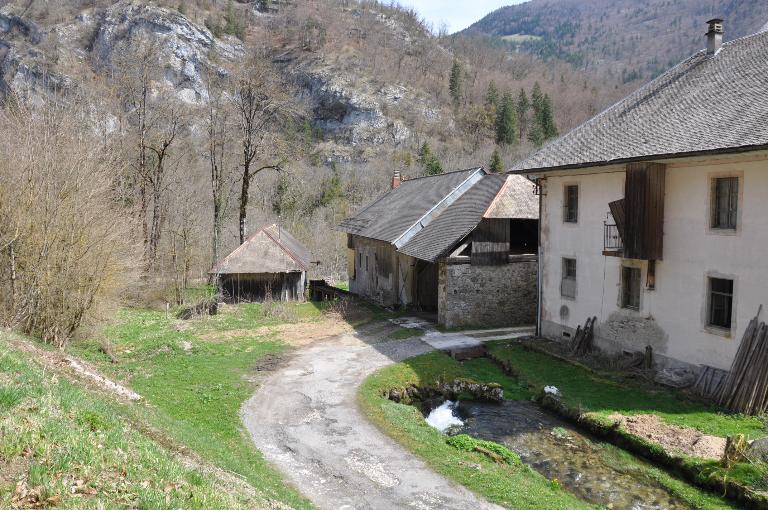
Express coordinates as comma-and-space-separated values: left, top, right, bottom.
425, 400, 691, 510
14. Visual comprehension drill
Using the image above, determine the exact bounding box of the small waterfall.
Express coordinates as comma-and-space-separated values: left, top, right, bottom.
425, 400, 463, 432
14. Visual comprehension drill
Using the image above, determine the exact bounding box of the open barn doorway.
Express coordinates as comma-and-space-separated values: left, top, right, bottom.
414, 260, 438, 312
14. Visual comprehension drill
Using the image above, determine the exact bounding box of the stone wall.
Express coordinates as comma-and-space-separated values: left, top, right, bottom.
438, 255, 537, 329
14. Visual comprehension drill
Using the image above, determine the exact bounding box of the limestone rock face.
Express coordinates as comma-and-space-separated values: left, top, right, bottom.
90, 1, 244, 104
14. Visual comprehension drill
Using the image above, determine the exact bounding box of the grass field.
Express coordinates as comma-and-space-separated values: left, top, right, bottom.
67, 303, 340, 509
0, 333, 264, 509
359, 349, 738, 509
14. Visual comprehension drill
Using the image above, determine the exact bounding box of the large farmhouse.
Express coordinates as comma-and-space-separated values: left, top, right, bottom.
514, 20, 768, 371
339, 168, 538, 328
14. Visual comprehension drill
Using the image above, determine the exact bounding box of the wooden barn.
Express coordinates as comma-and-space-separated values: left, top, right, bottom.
211, 224, 310, 302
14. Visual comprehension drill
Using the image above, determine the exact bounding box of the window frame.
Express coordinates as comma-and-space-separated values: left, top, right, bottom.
621, 265, 641, 311
563, 184, 579, 224
710, 176, 739, 230
560, 257, 577, 299
707, 276, 734, 331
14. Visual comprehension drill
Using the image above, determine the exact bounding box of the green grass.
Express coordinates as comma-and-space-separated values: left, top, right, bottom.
487, 343, 764, 438
488, 342, 768, 494
69, 305, 317, 509
359, 352, 596, 509
0, 334, 260, 509
332, 281, 349, 292
359, 349, 738, 510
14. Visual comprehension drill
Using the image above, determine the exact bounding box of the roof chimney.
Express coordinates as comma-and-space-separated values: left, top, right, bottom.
706, 18, 724, 55
392, 169, 401, 189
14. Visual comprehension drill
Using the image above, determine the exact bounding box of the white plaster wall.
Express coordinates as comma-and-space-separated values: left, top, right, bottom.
540, 154, 768, 370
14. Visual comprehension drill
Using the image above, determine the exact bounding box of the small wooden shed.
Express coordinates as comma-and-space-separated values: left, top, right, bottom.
211, 224, 310, 302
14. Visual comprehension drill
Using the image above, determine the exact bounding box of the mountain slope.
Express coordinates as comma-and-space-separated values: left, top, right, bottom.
462, 0, 768, 83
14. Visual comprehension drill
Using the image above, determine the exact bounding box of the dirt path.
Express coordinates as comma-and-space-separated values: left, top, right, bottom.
241, 321, 517, 510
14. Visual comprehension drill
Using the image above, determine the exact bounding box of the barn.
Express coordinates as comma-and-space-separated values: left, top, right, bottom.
211, 224, 310, 302
338, 168, 539, 329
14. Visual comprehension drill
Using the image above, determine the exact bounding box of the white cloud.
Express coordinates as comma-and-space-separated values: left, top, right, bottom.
398, 0, 526, 34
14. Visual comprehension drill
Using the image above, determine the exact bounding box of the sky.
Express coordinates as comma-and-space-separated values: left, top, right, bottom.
398, 1, 527, 34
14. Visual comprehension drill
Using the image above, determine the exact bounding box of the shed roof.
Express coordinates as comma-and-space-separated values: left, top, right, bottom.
211, 224, 310, 274
512, 30, 768, 173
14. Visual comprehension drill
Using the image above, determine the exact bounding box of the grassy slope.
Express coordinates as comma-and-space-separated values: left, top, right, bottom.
360, 350, 737, 510
0, 334, 257, 509
487, 342, 768, 492
69, 304, 323, 510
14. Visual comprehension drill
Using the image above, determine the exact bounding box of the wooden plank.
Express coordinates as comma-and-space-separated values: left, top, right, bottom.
623, 163, 665, 260
471, 218, 510, 265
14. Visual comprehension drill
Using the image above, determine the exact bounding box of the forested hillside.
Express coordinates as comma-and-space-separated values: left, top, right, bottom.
462, 0, 768, 83
0, 0, 628, 345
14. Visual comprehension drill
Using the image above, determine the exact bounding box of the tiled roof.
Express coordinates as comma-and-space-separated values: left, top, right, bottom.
211, 224, 310, 274
340, 171, 539, 262
398, 175, 508, 262
512, 30, 768, 172
337, 168, 482, 243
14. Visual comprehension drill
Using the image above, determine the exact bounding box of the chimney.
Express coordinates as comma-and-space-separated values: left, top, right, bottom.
706, 18, 724, 55
391, 169, 401, 189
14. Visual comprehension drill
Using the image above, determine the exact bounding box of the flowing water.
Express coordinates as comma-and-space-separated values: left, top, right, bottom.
424, 400, 691, 510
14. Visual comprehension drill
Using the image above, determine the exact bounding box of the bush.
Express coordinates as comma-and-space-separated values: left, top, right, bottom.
0, 103, 138, 347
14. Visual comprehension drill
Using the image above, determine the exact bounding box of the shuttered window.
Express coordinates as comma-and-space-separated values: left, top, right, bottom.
708, 277, 734, 329
563, 185, 579, 223
561, 258, 577, 298
621, 266, 641, 310
711, 177, 738, 230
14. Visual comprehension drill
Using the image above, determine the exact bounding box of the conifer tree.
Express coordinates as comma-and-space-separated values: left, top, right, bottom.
449, 60, 463, 107
516, 88, 530, 143
485, 80, 500, 110
489, 148, 503, 173
495, 92, 518, 145
540, 94, 558, 140
418, 142, 444, 176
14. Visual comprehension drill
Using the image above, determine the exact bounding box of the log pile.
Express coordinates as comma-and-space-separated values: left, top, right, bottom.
717, 306, 768, 415
570, 316, 597, 356
692, 365, 728, 399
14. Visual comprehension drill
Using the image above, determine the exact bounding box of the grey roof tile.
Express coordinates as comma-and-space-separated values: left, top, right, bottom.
513, 30, 768, 172
337, 168, 482, 243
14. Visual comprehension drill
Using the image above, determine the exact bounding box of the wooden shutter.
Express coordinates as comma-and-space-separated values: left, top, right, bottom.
624, 163, 665, 260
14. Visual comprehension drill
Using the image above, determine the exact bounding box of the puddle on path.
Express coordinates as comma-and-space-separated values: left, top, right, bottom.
425, 400, 691, 510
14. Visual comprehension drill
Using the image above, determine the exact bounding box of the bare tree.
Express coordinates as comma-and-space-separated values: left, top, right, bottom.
230, 58, 303, 244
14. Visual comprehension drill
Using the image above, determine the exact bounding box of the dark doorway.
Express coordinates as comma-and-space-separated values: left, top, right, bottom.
415, 261, 439, 312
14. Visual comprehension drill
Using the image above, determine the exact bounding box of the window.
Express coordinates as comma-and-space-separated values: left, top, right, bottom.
708, 277, 734, 329
358, 252, 362, 268
563, 185, 578, 223
621, 266, 641, 310
711, 177, 738, 230
561, 258, 577, 298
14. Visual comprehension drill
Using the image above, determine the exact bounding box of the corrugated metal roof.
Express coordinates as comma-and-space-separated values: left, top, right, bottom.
512, 30, 768, 172
211, 224, 310, 274
337, 168, 483, 243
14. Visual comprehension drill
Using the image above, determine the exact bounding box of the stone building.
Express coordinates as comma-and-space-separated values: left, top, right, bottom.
513, 20, 768, 371
338, 168, 538, 328
211, 224, 310, 302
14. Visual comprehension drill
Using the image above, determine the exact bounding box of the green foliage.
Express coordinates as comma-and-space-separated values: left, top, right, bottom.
446, 434, 521, 465
223, 0, 246, 40
485, 80, 500, 111
0, 385, 24, 409
495, 92, 518, 145
528, 82, 558, 146
448, 60, 463, 107
318, 171, 343, 207
418, 142, 443, 176
489, 148, 503, 173
516, 88, 530, 142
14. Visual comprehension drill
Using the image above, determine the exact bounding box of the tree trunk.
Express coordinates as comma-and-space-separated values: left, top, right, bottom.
239, 166, 250, 245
